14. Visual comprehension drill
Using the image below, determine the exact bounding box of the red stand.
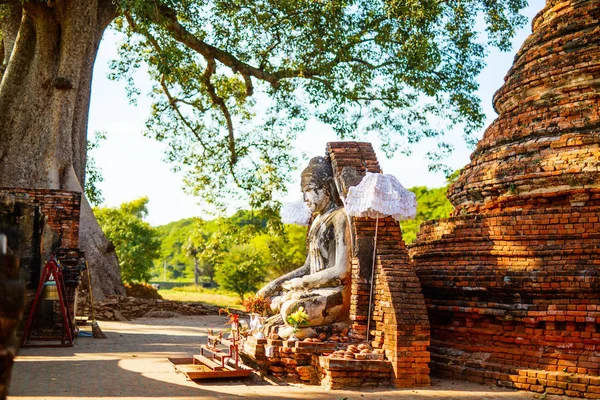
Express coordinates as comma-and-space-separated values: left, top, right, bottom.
21, 256, 74, 348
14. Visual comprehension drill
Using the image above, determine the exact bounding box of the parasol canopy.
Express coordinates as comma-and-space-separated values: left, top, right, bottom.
280, 197, 311, 226
344, 172, 417, 221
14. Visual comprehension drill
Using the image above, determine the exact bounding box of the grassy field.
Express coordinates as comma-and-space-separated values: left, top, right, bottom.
158, 285, 242, 310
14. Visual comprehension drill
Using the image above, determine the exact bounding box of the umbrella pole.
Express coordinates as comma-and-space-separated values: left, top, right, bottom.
366, 216, 379, 341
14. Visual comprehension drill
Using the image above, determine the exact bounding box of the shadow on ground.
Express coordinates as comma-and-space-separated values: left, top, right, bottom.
8, 316, 561, 399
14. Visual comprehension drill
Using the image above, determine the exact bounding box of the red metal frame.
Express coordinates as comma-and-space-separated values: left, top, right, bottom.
21, 256, 74, 348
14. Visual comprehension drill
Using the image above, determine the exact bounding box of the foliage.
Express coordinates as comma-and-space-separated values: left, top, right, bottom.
400, 185, 453, 244
154, 218, 199, 279
189, 228, 230, 284
108, 0, 527, 220
155, 212, 305, 282
95, 197, 161, 282
252, 224, 307, 279
218, 307, 240, 325
242, 294, 271, 315
286, 306, 310, 333
85, 131, 107, 206
159, 286, 242, 309
124, 282, 163, 299
215, 245, 268, 303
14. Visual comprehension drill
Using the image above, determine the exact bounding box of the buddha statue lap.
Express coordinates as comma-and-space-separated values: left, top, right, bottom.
257, 157, 351, 337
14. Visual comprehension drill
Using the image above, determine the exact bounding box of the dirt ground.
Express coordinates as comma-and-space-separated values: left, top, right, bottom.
9, 315, 578, 400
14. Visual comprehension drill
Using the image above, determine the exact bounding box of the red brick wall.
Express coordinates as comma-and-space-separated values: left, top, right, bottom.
410, 1, 600, 397
411, 202, 600, 371
0, 188, 81, 248
327, 142, 431, 387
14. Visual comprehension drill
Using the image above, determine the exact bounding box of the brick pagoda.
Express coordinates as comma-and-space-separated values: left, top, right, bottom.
410, 0, 600, 397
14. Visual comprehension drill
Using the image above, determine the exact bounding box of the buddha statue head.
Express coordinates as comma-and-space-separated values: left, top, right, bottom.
300, 157, 340, 214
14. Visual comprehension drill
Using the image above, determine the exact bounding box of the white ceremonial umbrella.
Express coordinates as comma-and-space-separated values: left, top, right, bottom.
344, 172, 417, 337
281, 197, 311, 226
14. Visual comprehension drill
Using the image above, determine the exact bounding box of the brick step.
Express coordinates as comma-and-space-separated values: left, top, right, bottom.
430, 352, 517, 376
431, 355, 600, 398
193, 353, 226, 370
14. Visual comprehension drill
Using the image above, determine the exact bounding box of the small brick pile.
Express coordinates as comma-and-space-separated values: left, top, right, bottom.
0, 187, 81, 248
242, 337, 393, 389
243, 337, 334, 383
327, 142, 431, 388
410, 1, 600, 397
318, 357, 393, 389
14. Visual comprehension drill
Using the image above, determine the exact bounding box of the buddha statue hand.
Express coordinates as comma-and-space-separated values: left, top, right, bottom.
281, 278, 303, 291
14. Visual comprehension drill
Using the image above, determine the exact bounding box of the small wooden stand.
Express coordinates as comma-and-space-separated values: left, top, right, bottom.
169, 323, 252, 380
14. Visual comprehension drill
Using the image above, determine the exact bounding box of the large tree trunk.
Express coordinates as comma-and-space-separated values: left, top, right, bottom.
0, 0, 124, 300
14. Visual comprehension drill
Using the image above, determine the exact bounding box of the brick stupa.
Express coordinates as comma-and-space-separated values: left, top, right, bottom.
410, 0, 600, 397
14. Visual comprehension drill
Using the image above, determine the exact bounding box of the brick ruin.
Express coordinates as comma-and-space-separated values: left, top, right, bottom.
0, 188, 85, 339
243, 142, 431, 389
410, 0, 600, 397
328, 142, 430, 387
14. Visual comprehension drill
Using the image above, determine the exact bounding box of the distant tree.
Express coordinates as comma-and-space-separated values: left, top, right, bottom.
183, 234, 202, 285
154, 218, 197, 279
400, 186, 453, 244
183, 221, 224, 285
197, 232, 229, 285
168, 262, 188, 280
252, 224, 307, 279
94, 197, 161, 282
84, 131, 107, 207
215, 245, 267, 303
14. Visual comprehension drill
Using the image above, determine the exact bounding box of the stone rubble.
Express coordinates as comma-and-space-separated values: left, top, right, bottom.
84, 295, 221, 321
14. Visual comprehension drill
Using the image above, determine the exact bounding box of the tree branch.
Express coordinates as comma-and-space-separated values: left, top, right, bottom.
149, 3, 322, 86
98, 0, 118, 31
200, 58, 240, 174
126, 11, 243, 187
159, 76, 212, 152
125, 14, 213, 156
156, 5, 280, 87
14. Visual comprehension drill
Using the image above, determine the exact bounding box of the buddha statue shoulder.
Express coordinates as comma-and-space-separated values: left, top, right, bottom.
257, 157, 351, 335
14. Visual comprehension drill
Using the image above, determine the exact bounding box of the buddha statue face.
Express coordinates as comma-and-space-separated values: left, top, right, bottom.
303, 183, 329, 214
301, 157, 337, 215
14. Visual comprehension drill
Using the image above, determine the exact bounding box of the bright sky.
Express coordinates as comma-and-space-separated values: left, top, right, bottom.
88, 1, 544, 226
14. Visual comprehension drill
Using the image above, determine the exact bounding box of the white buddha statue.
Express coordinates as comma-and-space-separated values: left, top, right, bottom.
258, 157, 351, 335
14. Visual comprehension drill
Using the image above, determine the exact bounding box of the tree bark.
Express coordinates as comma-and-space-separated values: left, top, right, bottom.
0, 0, 124, 300
0, 5, 22, 71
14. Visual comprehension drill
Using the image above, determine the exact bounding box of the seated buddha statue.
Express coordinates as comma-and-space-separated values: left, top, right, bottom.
257, 157, 351, 336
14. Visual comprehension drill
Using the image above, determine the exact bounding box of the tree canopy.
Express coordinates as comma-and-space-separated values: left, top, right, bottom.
95, 197, 161, 282
214, 244, 268, 303
154, 211, 307, 282
0, 0, 527, 298
108, 0, 527, 216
